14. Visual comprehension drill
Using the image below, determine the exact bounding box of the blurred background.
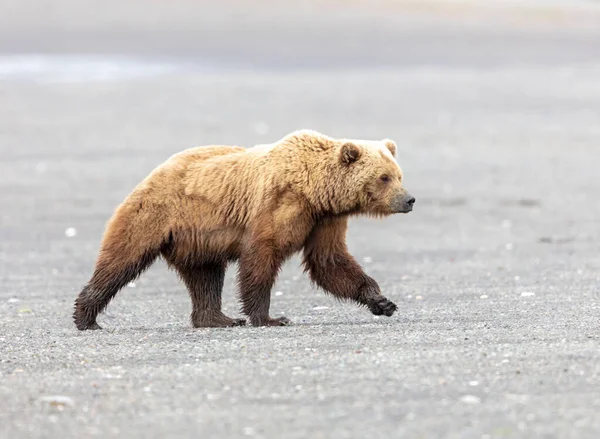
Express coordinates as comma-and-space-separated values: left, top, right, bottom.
1, 1, 600, 438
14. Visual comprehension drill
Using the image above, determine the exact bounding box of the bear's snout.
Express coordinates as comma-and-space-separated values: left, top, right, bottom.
391, 191, 415, 213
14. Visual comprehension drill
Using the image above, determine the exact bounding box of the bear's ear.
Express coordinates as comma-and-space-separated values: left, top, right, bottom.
382, 139, 397, 157
340, 142, 361, 165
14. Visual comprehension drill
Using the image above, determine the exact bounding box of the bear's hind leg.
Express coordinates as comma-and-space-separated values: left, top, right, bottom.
74, 248, 160, 330
177, 262, 246, 328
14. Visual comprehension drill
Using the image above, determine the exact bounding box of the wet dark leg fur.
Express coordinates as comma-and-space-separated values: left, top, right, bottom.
238, 244, 290, 327
302, 217, 397, 317
73, 249, 160, 330
176, 262, 246, 328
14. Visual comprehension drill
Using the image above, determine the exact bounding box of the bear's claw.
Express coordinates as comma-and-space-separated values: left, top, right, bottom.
367, 297, 397, 317
192, 313, 247, 328
252, 316, 291, 327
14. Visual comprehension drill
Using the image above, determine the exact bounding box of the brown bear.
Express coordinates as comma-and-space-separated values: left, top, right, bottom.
73, 129, 415, 330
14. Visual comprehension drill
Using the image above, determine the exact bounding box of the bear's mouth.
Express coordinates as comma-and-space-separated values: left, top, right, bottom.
391, 203, 413, 214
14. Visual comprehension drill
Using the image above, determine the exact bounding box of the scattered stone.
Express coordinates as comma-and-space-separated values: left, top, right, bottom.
517, 198, 540, 207
35, 162, 48, 173
254, 122, 269, 135
521, 292, 535, 297
65, 227, 77, 238
7, 298, 19, 303
39, 395, 75, 411
275, 291, 283, 296
460, 394, 481, 404
127, 282, 136, 288
480, 295, 488, 299
312, 306, 329, 310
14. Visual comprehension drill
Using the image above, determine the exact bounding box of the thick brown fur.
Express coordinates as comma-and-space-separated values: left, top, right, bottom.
73, 130, 415, 330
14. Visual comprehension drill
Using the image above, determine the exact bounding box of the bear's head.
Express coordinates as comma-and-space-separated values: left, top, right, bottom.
331, 137, 415, 217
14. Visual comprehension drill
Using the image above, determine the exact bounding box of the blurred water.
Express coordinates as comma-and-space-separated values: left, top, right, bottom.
0, 54, 188, 83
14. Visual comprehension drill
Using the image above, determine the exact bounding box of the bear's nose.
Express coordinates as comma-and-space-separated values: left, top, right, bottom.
406, 196, 416, 206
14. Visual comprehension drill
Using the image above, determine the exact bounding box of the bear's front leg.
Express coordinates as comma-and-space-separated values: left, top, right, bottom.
237, 242, 290, 327
304, 250, 397, 317
302, 217, 397, 317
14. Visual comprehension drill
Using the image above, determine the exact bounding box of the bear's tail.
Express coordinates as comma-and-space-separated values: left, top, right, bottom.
73, 201, 166, 330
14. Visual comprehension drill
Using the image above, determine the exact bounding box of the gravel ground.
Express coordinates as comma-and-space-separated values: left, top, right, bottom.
1, 1, 600, 438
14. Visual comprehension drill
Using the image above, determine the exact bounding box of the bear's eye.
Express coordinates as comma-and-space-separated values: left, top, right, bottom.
380, 174, 390, 183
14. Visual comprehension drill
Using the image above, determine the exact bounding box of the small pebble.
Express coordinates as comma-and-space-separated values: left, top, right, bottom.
39, 395, 75, 411
35, 162, 48, 173
65, 227, 77, 238
480, 295, 488, 299
312, 306, 329, 311
274, 291, 283, 296
254, 122, 269, 135
7, 298, 19, 303
127, 282, 136, 288
362, 256, 373, 264
415, 295, 423, 300
460, 394, 481, 404
521, 292, 535, 297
